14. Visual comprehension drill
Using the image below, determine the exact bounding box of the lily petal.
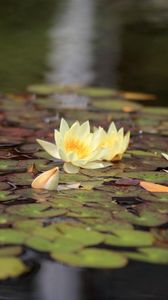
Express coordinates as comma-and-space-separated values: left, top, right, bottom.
63, 162, 79, 174
37, 139, 60, 159
60, 118, 69, 136
32, 167, 59, 190
83, 161, 111, 169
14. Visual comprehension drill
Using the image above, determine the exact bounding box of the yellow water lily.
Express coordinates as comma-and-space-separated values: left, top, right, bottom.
97, 122, 130, 161
31, 167, 59, 190
37, 119, 110, 173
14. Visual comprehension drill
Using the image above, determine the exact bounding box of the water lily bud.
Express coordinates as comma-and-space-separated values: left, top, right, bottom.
31, 167, 59, 190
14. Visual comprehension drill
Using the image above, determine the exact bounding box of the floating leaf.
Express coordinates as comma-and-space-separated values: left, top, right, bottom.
125, 247, 168, 264
105, 229, 154, 247
7, 203, 66, 218
119, 171, 168, 184
140, 181, 168, 193
0, 229, 28, 245
26, 236, 53, 252
0, 257, 28, 279
51, 248, 127, 268
0, 191, 18, 202
55, 224, 104, 246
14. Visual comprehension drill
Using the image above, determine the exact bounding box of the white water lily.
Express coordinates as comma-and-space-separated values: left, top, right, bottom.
31, 166, 59, 190
37, 119, 110, 173
97, 122, 130, 161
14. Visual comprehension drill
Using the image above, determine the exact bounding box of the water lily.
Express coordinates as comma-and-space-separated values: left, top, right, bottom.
97, 122, 130, 161
31, 166, 59, 190
37, 119, 110, 173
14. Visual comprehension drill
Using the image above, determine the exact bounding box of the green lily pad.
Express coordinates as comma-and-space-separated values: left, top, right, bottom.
0, 159, 21, 172
0, 257, 28, 279
52, 237, 83, 253
125, 247, 168, 264
14, 220, 43, 232
112, 203, 168, 227
33, 225, 61, 241
127, 150, 158, 157
51, 248, 127, 268
78, 87, 117, 97
118, 171, 168, 183
26, 236, 53, 252
0, 191, 18, 202
7, 203, 67, 218
27, 84, 67, 95
0, 229, 28, 245
105, 229, 154, 247
6, 172, 33, 185
142, 107, 168, 116
55, 224, 104, 246
91, 99, 142, 111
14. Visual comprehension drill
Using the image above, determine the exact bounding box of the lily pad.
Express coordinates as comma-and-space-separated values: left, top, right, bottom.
51, 248, 127, 268
118, 171, 168, 184
0, 229, 28, 245
125, 247, 168, 264
55, 224, 104, 246
105, 229, 154, 247
7, 203, 67, 218
26, 236, 53, 252
0, 257, 28, 279
0, 191, 18, 202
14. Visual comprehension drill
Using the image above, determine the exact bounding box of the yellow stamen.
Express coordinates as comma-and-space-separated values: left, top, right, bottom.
64, 138, 90, 158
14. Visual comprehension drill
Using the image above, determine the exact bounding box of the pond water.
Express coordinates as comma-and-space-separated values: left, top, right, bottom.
0, 0, 168, 105
0, 1, 168, 300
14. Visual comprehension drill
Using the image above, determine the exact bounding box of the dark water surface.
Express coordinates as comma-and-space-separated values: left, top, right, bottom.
0, 1, 168, 300
0, 259, 168, 300
0, 0, 168, 105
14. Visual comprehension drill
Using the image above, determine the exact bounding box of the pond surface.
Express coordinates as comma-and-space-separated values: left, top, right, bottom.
0, 1, 168, 300
0, 0, 168, 105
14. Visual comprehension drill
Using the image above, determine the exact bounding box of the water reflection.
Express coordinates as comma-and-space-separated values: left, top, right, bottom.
46, 0, 95, 85
36, 261, 80, 300
0, 0, 168, 104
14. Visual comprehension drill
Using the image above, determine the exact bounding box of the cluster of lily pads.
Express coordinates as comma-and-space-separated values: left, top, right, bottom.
0, 85, 168, 280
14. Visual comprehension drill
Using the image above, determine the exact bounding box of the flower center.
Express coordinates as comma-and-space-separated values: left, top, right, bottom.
65, 138, 90, 159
